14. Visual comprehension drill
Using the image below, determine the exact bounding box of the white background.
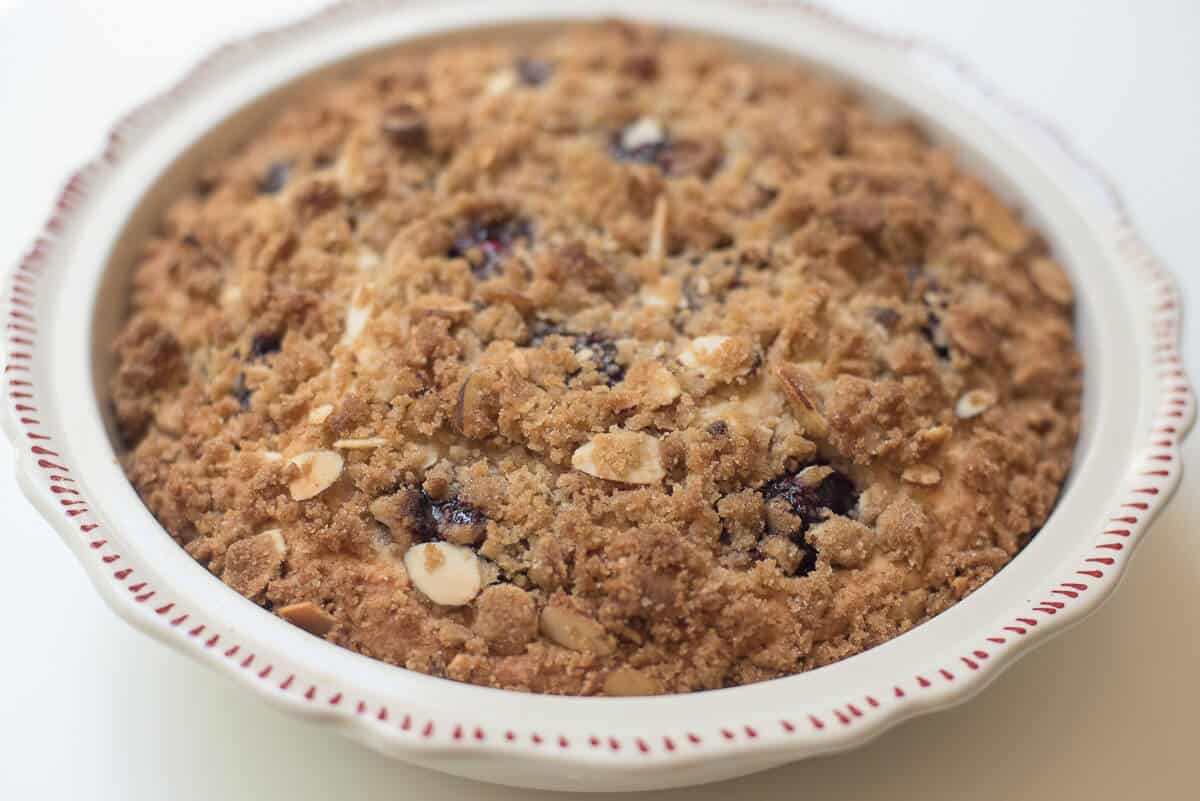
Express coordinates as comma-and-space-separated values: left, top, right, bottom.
2, 1, 1198, 798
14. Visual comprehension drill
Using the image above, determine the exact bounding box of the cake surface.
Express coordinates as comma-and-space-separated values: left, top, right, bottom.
110, 22, 1081, 695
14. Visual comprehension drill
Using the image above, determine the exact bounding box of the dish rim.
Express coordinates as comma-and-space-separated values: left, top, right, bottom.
3, 0, 1193, 790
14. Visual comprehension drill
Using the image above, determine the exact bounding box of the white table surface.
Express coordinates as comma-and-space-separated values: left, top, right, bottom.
2, 1, 1198, 798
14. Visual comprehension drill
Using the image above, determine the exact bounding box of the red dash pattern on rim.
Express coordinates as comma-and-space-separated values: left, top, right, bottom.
2, 0, 1193, 763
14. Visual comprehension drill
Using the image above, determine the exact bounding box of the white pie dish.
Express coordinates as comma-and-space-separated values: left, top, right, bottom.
2, 0, 1193, 792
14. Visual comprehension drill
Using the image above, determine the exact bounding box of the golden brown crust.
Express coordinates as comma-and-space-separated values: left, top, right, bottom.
111, 22, 1081, 695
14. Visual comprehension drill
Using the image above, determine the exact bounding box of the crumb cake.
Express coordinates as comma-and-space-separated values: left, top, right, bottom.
110, 21, 1082, 695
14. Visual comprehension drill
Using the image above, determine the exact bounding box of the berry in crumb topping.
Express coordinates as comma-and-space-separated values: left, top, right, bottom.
572, 332, 625, 385
870, 307, 900, 331
609, 119, 721, 178
609, 118, 669, 166
430, 496, 489, 544
250, 333, 282, 359
397, 487, 489, 546
759, 466, 858, 575
681, 276, 707, 313
529, 320, 626, 385
515, 57, 553, 87
911, 270, 952, 360
706, 419, 729, 437
232, 372, 252, 411
527, 318, 566, 346
448, 216, 534, 279
921, 314, 951, 360
258, 162, 290, 195
762, 467, 858, 523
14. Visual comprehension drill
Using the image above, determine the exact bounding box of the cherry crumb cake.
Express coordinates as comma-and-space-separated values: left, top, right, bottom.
110, 21, 1081, 696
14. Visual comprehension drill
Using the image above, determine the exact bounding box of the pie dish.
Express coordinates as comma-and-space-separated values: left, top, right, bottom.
3, 0, 1191, 792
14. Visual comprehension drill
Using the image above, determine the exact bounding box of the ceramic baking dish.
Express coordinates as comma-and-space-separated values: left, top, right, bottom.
3, 0, 1192, 792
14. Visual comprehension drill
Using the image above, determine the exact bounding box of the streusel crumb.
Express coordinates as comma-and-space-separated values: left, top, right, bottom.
111, 22, 1081, 694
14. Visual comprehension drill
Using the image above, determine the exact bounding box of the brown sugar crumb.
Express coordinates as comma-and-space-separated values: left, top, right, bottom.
473, 585, 538, 655
222, 529, 287, 599
111, 23, 1082, 695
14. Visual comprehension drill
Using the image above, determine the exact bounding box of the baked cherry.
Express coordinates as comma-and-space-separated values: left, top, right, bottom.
397, 487, 489, 547
258, 162, 290, 195
515, 57, 553, 87
231, 373, 252, 411
250, 333, 282, 359
758, 466, 859, 576
529, 320, 625, 386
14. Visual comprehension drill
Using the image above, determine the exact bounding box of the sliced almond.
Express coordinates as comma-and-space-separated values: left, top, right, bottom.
416, 444, 440, 469
647, 194, 669, 261
356, 247, 381, 272
640, 290, 673, 309
539, 606, 614, 655
220, 284, 243, 310
266, 528, 287, 552
795, 465, 834, 488
680, 334, 759, 382
621, 117, 666, 152
341, 284, 373, 345
955, 389, 997, 419
335, 131, 373, 195
773, 363, 829, 437
624, 361, 681, 408
410, 294, 474, 322
916, 424, 952, 447
603, 668, 660, 697
485, 68, 517, 95
639, 277, 682, 310
901, 464, 942, 486
404, 542, 483, 606
646, 373, 682, 407
1028, 257, 1074, 305
333, 437, 389, 450
678, 335, 730, 372
308, 404, 334, 425
287, 450, 344, 500
260, 450, 283, 463
571, 431, 665, 485
774, 364, 816, 409
279, 601, 337, 636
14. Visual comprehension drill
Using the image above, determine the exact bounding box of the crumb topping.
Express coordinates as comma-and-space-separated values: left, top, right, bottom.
111, 22, 1081, 695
